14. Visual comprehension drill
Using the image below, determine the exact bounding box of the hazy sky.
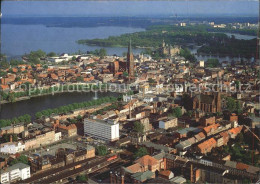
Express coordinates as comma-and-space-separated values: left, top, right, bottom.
1, 0, 259, 17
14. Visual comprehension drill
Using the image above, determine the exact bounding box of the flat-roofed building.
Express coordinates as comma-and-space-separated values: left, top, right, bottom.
84, 118, 119, 142
0, 163, 30, 183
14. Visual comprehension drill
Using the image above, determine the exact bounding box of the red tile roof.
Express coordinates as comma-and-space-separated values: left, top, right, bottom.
135, 155, 159, 167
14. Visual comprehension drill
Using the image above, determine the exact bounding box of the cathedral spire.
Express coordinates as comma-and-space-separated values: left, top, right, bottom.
127, 38, 134, 80
128, 38, 132, 54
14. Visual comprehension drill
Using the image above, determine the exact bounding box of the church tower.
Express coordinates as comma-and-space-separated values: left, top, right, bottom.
127, 39, 134, 79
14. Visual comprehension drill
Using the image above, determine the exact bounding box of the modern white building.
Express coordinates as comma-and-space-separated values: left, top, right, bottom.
0, 163, 30, 183
0, 142, 25, 154
84, 119, 119, 142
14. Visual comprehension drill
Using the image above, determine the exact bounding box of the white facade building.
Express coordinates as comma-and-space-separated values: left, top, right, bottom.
0, 142, 25, 154
84, 119, 119, 142
55, 132, 62, 141
0, 163, 30, 183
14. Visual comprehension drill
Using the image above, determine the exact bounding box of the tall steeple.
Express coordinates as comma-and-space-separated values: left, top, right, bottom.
127, 39, 134, 80
128, 39, 132, 55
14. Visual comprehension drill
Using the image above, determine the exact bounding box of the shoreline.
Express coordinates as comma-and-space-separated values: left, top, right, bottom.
0, 88, 126, 105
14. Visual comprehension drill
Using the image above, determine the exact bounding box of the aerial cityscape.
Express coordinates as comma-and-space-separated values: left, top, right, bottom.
0, 0, 259, 184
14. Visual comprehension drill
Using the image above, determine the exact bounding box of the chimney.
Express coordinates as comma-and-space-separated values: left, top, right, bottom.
55, 120, 60, 125
10, 135, 12, 143
190, 164, 193, 183
163, 157, 167, 170
110, 171, 114, 184
121, 175, 124, 184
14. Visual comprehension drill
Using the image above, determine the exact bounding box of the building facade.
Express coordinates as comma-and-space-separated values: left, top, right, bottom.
0, 163, 30, 183
159, 118, 178, 130
84, 118, 119, 141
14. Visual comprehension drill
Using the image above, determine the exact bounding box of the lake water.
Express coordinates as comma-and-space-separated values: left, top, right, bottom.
0, 92, 118, 120
0, 20, 256, 120
1, 24, 145, 58
224, 33, 256, 40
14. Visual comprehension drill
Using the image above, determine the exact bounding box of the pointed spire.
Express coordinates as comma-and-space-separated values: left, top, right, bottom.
128, 38, 132, 54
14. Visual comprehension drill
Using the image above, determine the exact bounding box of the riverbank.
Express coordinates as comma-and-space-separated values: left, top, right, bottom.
0, 95, 118, 128
1, 83, 129, 105
0, 92, 119, 120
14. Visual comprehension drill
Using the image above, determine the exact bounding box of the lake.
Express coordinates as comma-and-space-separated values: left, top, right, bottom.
1, 24, 145, 58
0, 92, 118, 120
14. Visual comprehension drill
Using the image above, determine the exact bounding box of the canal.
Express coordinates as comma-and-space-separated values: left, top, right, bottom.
0, 92, 118, 120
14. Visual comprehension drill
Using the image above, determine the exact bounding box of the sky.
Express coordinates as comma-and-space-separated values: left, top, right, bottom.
1, 0, 259, 17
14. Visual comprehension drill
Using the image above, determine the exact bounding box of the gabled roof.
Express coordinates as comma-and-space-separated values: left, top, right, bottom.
126, 163, 142, 173
197, 138, 217, 151
236, 162, 249, 170
228, 126, 242, 135
135, 155, 159, 167
203, 123, 220, 134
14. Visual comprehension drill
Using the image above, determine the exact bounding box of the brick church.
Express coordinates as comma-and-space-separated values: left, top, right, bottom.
192, 92, 221, 113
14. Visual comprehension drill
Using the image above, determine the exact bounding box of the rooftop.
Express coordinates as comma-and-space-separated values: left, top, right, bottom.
2, 163, 30, 173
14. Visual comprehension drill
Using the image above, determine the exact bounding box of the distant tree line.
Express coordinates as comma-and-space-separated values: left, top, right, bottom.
77, 24, 256, 59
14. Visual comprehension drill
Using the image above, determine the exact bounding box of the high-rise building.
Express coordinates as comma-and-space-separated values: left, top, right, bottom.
127, 39, 135, 79
84, 118, 119, 142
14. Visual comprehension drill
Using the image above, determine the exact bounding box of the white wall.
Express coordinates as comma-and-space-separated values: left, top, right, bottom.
84, 119, 119, 141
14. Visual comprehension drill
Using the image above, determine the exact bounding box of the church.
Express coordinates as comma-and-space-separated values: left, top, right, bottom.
109, 40, 135, 81
192, 92, 222, 113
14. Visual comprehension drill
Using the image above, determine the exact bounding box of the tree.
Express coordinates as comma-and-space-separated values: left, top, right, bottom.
0, 60, 9, 69
24, 114, 31, 123
72, 56, 77, 61
0, 71, 7, 77
27, 50, 46, 64
134, 147, 148, 159
18, 155, 28, 164
236, 133, 244, 144
10, 59, 24, 66
226, 97, 242, 113
35, 112, 43, 119
76, 174, 88, 182
76, 76, 84, 82
10, 155, 28, 166
8, 92, 16, 103
133, 121, 144, 134
172, 107, 182, 118
3, 134, 17, 142
99, 48, 107, 58
15, 77, 21, 82
47, 52, 57, 57
179, 48, 197, 62
96, 145, 108, 156
206, 59, 219, 68
123, 71, 128, 78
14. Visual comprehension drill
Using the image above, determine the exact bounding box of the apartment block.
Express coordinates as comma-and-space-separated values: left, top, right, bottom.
84, 118, 119, 141
0, 163, 30, 183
